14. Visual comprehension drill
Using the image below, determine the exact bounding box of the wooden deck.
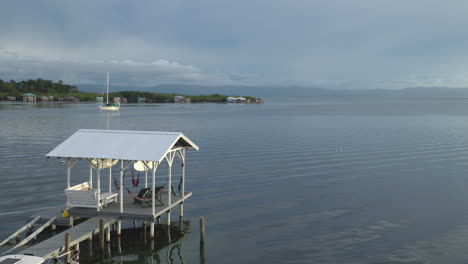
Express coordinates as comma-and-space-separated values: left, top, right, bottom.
27, 205, 69, 226
68, 191, 192, 221
19, 217, 116, 259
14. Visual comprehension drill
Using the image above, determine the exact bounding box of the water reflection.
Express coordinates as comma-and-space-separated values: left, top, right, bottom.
79, 221, 191, 264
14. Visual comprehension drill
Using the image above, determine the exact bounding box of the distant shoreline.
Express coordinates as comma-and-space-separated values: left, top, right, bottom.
0, 79, 263, 103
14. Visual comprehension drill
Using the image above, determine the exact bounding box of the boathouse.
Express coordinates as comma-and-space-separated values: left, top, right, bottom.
46, 129, 198, 237
23, 93, 36, 102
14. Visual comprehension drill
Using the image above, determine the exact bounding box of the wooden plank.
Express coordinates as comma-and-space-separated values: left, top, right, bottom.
68, 192, 192, 221
0, 216, 41, 247
2, 217, 56, 255
19, 217, 116, 259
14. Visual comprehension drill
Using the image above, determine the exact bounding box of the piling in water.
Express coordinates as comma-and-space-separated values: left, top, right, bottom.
99, 218, 104, 250
64, 233, 70, 264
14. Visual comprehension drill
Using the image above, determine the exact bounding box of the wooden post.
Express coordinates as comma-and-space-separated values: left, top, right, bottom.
117, 237, 122, 254
167, 209, 171, 226
156, 216, 160, 224
69, 217, 73, 228
89, 164, 93, 189
168, 155, 172, 224
74, 243, 80, 262
120, 161, 124, 213
106, 225, 111, 242
97, 161, 101, 211
152, 162, 156, 217
133, 220, 137, 228
117, 221, 121, 236
88, 237, 93, 257
64, 233, 71, 264
150, 222, 155, 238
109, 166, 112, 195
199, 217, 205, 246
167, 224, 171, 244
199, 217, 206, 264
99, 218, 104, 250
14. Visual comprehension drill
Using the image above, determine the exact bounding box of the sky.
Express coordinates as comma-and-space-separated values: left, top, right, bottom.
2, 0, 468, 89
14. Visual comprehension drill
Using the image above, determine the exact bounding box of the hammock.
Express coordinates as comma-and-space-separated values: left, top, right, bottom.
131, 169, 140, 187
171, 175, 183, 196
112, 172, 166, 206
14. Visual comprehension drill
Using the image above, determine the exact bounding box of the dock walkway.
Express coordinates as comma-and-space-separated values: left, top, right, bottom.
19, 217, 116, 259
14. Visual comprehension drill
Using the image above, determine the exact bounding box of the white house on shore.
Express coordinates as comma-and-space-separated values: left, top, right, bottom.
23, 93, 36, 102
226, 96, 247, 103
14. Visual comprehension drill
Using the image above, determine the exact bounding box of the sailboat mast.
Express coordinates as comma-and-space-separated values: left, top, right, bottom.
106, 72, 109, 104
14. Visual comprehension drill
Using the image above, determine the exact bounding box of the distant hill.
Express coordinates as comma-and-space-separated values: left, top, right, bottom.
76, 84, 468, 99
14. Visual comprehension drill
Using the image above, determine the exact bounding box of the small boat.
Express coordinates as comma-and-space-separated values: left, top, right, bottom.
99, 72, 120, 111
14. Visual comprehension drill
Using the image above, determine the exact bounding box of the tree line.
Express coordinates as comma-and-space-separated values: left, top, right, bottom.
0, 79, 257, 103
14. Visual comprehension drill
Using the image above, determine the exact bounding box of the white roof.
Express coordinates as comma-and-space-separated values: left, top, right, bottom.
47, 129, 199, 162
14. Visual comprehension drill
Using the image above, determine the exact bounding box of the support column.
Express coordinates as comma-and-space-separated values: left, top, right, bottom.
117, 221, 121, 236
66, 159, 71, 189
89, 164, 93, 189
152, 162, 156, 217
167, 153, 172, 226
150, 221, 155, 238
181, 149, 185, 221
145, 170, 148, 188
99, 218, 104, 250
106, 226, 111, 242
182, 148, 185, 200
120, 161, 124, 213
65, 233, 71, 264
109, 166, 112, 195
97, 161, 101, 211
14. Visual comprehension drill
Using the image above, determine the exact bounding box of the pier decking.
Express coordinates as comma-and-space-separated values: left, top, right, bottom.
19, 217, 116, 259
69, 191, 192, 221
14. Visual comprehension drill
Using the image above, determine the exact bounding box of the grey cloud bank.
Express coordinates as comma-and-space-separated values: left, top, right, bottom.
1, 0, 468, 89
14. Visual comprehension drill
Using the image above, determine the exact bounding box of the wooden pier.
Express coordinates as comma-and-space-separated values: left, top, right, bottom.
0, 129, 200, 261
18, 217, 116, 259
69, 191, 192, 221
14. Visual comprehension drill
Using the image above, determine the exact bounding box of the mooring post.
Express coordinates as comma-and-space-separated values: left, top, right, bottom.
117, 220, 121, 236
199, 217, 205, 246
150, 221, 155, 238
68, 217, 73, 228
52, 225, 56, 231
167, 224, 172, 244
88, 237, 93, 257
99, 218, 105, 250
64, 233, 71, 264
74, 242, 80, 261
106, 226, 111, 243
117, 237, 122, 254
200, 217, 206, 264
133, 220, 137, 228
167, 209, 171, 226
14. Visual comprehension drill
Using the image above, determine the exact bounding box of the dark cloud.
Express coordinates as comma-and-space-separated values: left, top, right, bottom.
1, 0, 468, 88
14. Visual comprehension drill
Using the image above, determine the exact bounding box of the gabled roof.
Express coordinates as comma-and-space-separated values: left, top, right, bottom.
46, 129, 199, 162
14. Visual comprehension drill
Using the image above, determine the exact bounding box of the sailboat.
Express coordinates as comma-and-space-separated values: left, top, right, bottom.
99, 72, 120, 111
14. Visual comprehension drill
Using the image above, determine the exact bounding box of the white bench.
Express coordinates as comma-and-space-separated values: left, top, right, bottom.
65, 182, 118, 210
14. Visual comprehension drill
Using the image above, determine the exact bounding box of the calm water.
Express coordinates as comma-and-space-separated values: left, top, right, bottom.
2, 99, 468, 263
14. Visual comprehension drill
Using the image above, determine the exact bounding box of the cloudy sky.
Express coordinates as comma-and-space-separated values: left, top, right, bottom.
1, 0, 468, 89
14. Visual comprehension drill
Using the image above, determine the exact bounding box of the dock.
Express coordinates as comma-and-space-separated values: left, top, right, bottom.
19, 217, 116, 259
0, 129, 200, 261
27, 205, 69, 226
69, 191, 192, 221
